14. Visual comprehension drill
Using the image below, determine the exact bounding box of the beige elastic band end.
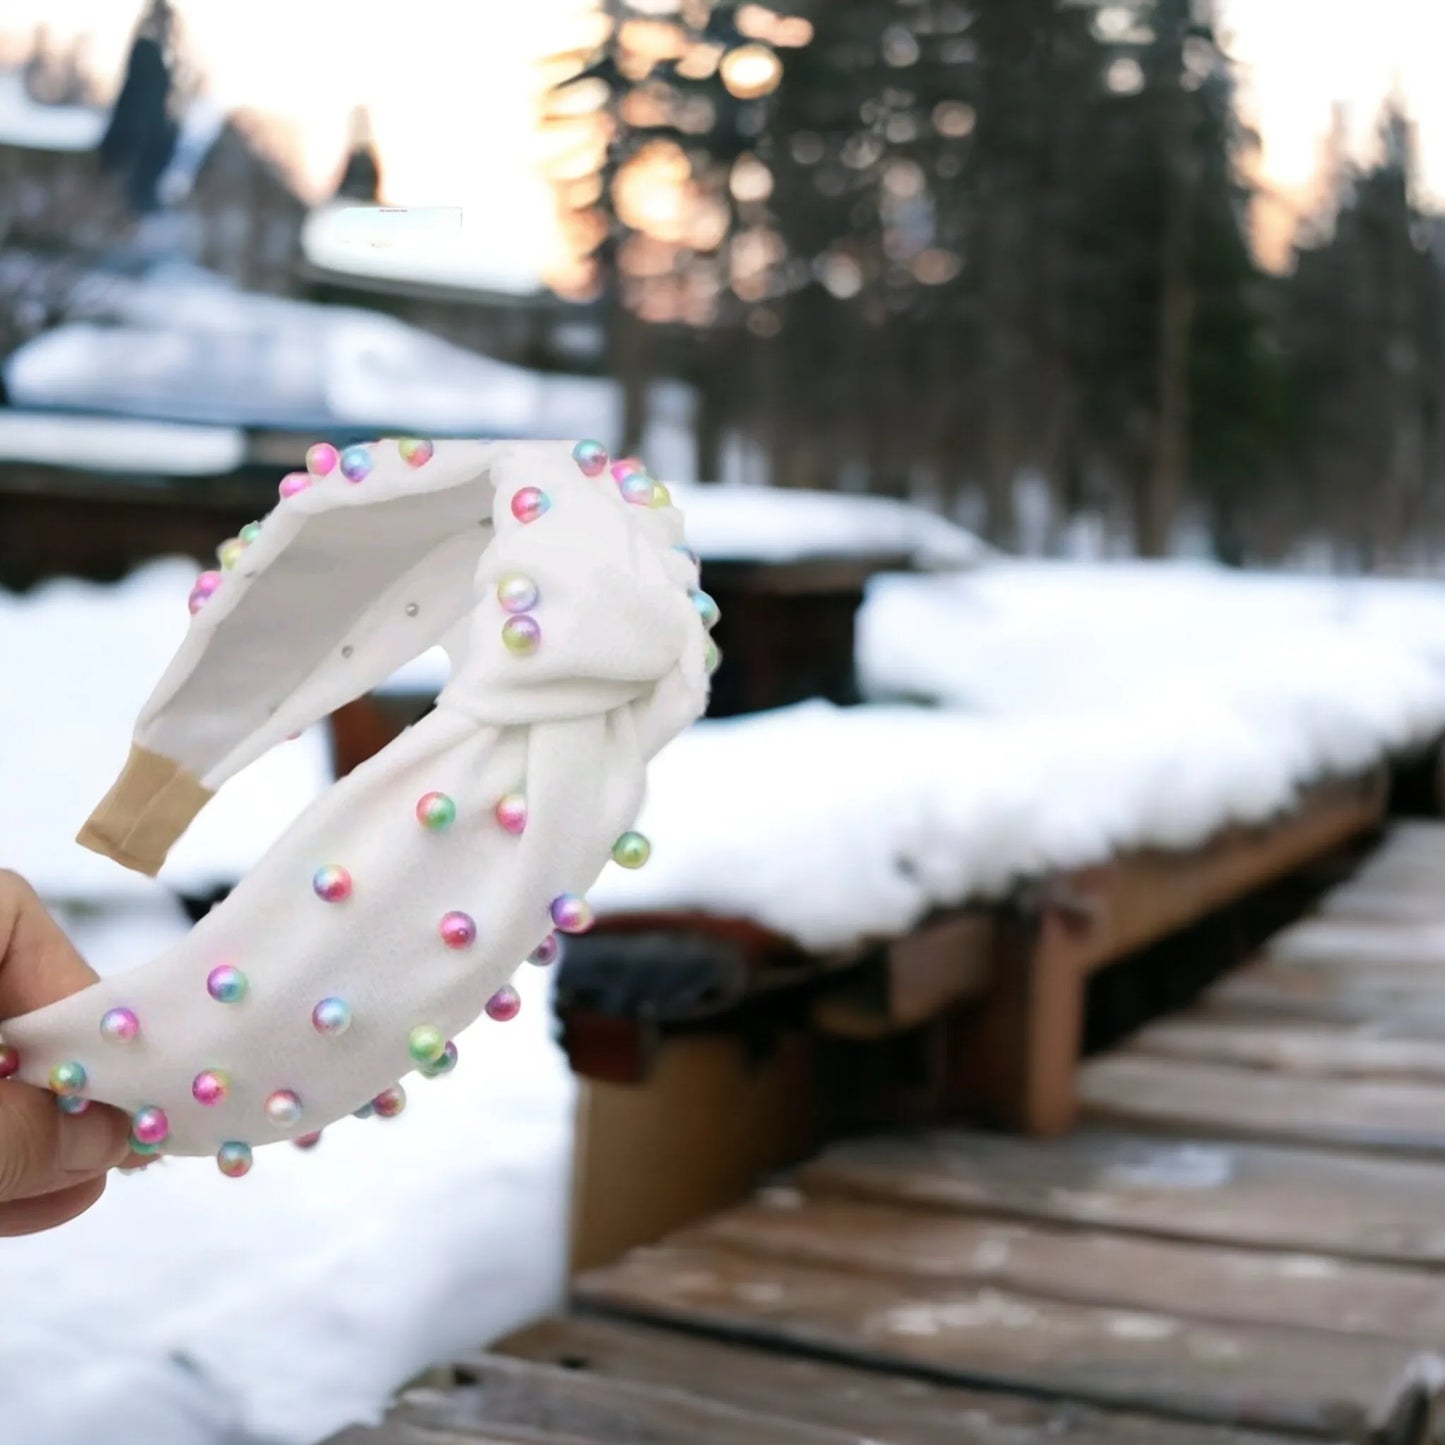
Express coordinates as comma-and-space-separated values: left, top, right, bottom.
76, 743, 214, 878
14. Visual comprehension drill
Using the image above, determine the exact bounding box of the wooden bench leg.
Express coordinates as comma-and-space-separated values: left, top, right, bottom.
569, 1031, 817, 1274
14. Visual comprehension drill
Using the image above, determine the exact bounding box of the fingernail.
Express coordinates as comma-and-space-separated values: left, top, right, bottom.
59, 1109, 130, 1174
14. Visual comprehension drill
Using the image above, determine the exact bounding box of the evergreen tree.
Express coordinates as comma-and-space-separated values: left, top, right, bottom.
98, 0, 181, 215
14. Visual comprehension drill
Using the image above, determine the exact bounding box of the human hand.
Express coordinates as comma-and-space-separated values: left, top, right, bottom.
0, 871, 133, 1234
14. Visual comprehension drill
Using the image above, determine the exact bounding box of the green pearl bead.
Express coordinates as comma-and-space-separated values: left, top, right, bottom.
704, 639, 722, 675
239, 521, 263, 545
407, 1024, 446, 1066
612, 831, 651, 869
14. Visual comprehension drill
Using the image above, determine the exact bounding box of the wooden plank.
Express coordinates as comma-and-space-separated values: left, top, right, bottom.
495, 1315, 1320, 1445
574, 1242, 1436, 1441
1130, 1013, 1445, 1082
1079, 1054, 1445, 1156
1206, 959, 1445, 1030
798, 1128, 1445, 1267
687, 1192, 1445, 1348
1265, 918, 1445, 969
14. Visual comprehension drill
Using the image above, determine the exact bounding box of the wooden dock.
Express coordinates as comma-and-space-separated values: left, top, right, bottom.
330, 821, 1445, 1445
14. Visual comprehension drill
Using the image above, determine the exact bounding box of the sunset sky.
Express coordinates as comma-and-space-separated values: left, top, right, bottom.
3, 0, 1441, 277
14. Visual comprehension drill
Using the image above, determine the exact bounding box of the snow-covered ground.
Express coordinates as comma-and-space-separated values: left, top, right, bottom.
6, 513, 1445, 1442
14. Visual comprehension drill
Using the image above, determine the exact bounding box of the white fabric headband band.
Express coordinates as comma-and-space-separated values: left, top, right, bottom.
0, 438, 716, 1173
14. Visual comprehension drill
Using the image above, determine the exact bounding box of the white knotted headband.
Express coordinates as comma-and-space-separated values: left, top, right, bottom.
0, 438, 716, 1171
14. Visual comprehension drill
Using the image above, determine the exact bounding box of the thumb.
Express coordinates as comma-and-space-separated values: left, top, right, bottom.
0, 1081, 131, 1203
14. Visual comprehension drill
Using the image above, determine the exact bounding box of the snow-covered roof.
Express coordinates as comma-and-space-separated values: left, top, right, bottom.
3, 264, 623, 438
0, 70, 105, 152
0, 410, 244, 475
301, 202, 546, 299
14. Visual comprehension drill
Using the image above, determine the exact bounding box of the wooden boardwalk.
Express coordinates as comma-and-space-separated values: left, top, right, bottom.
332, 822, 1445, 1445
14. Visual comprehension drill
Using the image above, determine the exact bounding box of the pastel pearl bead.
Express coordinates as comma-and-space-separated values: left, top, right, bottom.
313, 865, 353, 902
496, 572, 539, 613
373, 1084, 407, 1118
217, 1142, 253, 1177
705, 639, 722, 675
131, 1105, 169, 1146
692, 590, 721, 628
0, 1044, 19, 1079
312, 997, 352, 1035
58, 1095, 90, 1115
279, 471, 312, 499
416, 791, 457, 831
612, 831, 651, 869
420, 1041, 458, 1078
572, 439, 609, 476
511, 487, 550, 523
239, 521, 264, 545
674, 544, 701, 568
550, 893, 594, 934
650, 483, 673, 508
530, 933, 560, 967
397, 437, 434, 467
293, 1131, 323, 1149
352, 1102, 375, 1120
265, 1089, 303, 1126
440, 911, 476, 949
207, 964, 248, 1003
502, 615, 541, 655
99, 1007, 140, 1043
494, 793, 527, 835
485, 985, 521, 1022
50, 1061, 86, 1095
217, 537, 247, 570
188, 571, 222, 615
610, 457, 645, 482
192, 1070, 230, 1107
407, 1024, 446, 1066
339, 445, 373, 482
305, 442, 339, 476
620, 473, 656, 506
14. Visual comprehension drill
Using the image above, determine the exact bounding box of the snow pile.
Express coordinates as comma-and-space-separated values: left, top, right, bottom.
0, 411, 245, 475
0, 70, 105, 152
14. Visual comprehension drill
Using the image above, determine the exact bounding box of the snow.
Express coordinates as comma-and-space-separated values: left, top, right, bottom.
0, 411, 245, 475
302, 202, 545, 298
0, 70, 105, 152
3, 264, 623, 441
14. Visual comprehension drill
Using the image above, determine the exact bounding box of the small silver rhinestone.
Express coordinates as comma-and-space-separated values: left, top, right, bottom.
341, 645, 354, 659
405, 602, 419, 617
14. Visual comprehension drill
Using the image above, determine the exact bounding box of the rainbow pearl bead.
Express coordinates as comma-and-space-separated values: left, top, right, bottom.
131, 1106, 169, 1147
511, 487, 550, 523
692, 590, 721, 629
217, 537, 247, 570
620, 473, 656, 506
50, 1061, 86, 1096
312, 996, 352, 1036
497, 572, 539, 613
485, 985, 521, 1022
420, 1041, 458, 1078
407, 1024, 446, 1066
373, 1085, 407, 1119
440, 911, 476, 949
611, 457, 645, 482
217, 1142, 253, 1177
416, 791, 457, 831
494, 792, 528, 835
265, 1089, 303, 1126
612, 831, 651, 869
188, 571, 222, 615
530, 933, 560, 967
99, 1007, 140, 1043
502, 615, 541, 655
58, 1095, 90, 1115
207, 964, 249, 1004
192, 1070, 230, 1107
550, 893, 594, 934
279, 471, 312, 499
573, 439, 609, 476
306, 442, 339, 477
294, 1131, 323, 1150
0, 1045, 19, 1079
398, 437, 434, 467
339, 445, 373, 482
313, 865, 353, 903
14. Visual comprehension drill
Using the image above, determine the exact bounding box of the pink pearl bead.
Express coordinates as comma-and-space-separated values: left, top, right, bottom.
131, 1106, 169, 1146
279, 471, 313, 499
440, 911, 476, 949
550, 893, 594, 934
511, 487, 550, 523
373, 1084, 407, 1118
398, 437, 434, 467
293, 1131, 323, 1150
494, 793, 528, 835
485, 985, 521, 1022
193, 1070, 229, 1107
313, 865, 353, 902
99, 1007, 140, 1043
188, 571, 222, 615
530, 933, 560, 967
0, 1044, 19, 1079
610, 457, 645, 482
306, 443, 339, 476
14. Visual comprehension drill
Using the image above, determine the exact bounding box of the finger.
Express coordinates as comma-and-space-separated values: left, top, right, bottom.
0, 1081, 130, 1203
0, 1176, 107, 1237
0, 870, 98, 1019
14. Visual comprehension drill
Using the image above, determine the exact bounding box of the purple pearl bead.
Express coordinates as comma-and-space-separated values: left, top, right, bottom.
530, 933, 560, 967
485, 985, 521, 1022
339, 445, 373, 483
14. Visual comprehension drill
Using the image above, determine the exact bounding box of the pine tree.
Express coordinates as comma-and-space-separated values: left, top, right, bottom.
97, 0, 181, 215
